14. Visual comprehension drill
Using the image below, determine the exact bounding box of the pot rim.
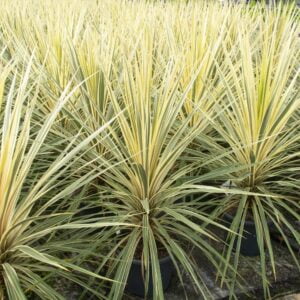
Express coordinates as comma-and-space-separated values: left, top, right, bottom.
224, 212, 256, 227
223, 212, 272, 227
131, 255, 172, 265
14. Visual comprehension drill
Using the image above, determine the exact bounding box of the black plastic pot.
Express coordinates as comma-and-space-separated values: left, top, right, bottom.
125, 256, 173, 297
224, 213, 260, 257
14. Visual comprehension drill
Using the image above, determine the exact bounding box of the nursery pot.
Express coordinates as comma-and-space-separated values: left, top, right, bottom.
224, 213, 260, 257
125, 255, 173, 297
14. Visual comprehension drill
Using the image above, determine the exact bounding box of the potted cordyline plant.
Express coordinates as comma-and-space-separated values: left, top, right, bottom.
73, 44, 237, 299
207, 9, 300, 298
0, 58, 125, 300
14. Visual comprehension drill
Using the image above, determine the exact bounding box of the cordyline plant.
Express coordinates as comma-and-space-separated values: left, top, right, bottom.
176, 2, 236, 131
0, 59, 127, 299
208, 5, 300, 298
71, 39, 240, 298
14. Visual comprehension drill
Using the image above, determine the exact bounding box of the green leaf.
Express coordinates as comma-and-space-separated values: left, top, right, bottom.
3, 263, 27, 300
